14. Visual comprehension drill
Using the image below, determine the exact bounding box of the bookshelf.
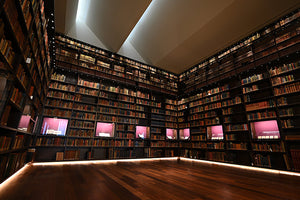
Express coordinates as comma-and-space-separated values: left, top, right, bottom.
0, 0, 50, 182
35, 34, 179, 161
27, 7, 300, 172
177, 9, 300, 170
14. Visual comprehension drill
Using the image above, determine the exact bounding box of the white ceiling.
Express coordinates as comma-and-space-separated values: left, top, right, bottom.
54, 0, 300, 74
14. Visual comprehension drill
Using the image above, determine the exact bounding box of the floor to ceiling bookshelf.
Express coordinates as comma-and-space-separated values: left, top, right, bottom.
34, 9, 300, 172
178, 9, 300, 170
0, 0, 50, 182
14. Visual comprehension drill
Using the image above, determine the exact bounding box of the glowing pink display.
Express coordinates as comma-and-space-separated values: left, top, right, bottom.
207, 125, 223, 140
96, 122, 114, 137
179, 129, 190, 140
18, 115, 31, 131
136, 126, 149, 139
251, 120, 280, 139
166, 129, 177, 139
41, 117, 68, 136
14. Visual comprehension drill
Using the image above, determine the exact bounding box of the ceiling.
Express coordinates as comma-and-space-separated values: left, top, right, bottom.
54, 0, 300, 74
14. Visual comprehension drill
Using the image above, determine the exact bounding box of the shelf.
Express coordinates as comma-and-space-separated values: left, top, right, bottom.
0, 148, 27, 155
226, 149, 248, 151
247, 117, 277, 122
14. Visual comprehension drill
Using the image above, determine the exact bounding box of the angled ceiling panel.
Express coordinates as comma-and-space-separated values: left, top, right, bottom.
126, 0, 235, 68
154, 0, 300, 73
54, 0, 79, 34
85, 0, 152, 52
54, 0, 300, 74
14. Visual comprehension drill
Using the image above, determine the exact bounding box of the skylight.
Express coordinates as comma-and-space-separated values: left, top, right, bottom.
76, 0, 91, 22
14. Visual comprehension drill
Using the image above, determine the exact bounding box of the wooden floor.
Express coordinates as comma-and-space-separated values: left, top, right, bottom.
0, 159, 299, 200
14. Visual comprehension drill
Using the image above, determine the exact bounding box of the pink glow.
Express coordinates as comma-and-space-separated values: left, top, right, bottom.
41, 117, 68, 136
96, 122, 114, 137
179, 129, 190, 139
166, 129, 177, 139
136, 126, 149, 139
18, 115, 30, 130
251, 120, 280, 139
207, 125, 223, 140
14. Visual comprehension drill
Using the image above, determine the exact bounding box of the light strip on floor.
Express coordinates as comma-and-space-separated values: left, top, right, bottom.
0, 164, 30, 189
180, 157, 300, 177
32, 157, 179, 166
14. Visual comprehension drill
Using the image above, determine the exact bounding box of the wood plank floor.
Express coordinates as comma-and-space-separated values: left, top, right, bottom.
0, 159, 299, 200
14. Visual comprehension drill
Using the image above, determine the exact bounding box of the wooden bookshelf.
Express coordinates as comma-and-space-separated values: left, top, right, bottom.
16, 6, 298, 172
36, 33, 179, 160
0, 0, 50, 182
179, 9, 300, 169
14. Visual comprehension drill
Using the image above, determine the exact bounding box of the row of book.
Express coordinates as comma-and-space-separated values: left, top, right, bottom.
16, 64, 29, 89
271, 74, 294, 86
49, 82, 75, 92
0, 152, 27, 182
0, 136, 12, 151
252, 143, 283, 152
56, 36, 172, 84
290, 150, 300, 171
247, 111, 277, 120
151, 141, 166, 147
279, 108, 294, 117
180, 11, 299, 84
136, 113, 146, 118
179, 84, 230, 104
205, 118, 220, 125
71, 112, 95, 120
207, 152, 225, 162
119, 95, 134, 103
222, 108, 233, 115
222, 96, 242, 107
165, 122, 178, 128
76, 87, 98, 96
78, 78, 100, 89
66, 139, 91, 146
281, 119, 295, 128
51, 73, 66, 82
115, 132, 134, 139
93, 139, 114, 147
245, 100, 275, 111
46, 99, 73, 109
191, 135, 206, 141
243, 85, 259, 94
253, 154, 271, 167
68, 129, 93, 137
43, 108, 72, 118
269, 62, 299, 76
10, 87, 25, 108
151, 134, 165, 140
225, 124, 248, 131
166, 116, 176, 122
190, 120, 205, 127
70, 120, 94, 128
116, 124, 135, 131
79, 54, 95, 64
204, 102, 222, 111
165, 143, 178, 147
241, 74, 264, 85
36, 137, 65, 146
227, 142, 247, 150
0, 27, 15, 68
47, 91, 74, 100
273, 82, 300, 96
64, 150, 80, 160
114, 140, 134, 147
